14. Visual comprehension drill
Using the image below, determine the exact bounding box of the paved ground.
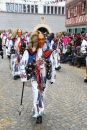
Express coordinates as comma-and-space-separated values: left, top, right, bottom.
0, 50, 87, 130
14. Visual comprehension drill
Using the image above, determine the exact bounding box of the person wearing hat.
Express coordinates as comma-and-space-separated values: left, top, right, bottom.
5, 30, 13, 58
20, 31, 56, 123
75, 34, 81, 47
74, 46, 85, 68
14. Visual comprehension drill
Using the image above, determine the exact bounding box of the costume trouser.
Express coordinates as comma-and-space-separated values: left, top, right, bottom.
31, 78, 45, 117
62, 56, 72, 63
52, 50, 60, 68
49, 53, 56, 83
11, 54, 21, 77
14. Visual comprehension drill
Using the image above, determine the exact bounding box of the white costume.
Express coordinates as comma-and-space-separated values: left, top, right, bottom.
50, 38, 61, 70
6, 38, 13, 57
81, 39, 87, 54
20, 46, 56, 116
11, 37, 22, 79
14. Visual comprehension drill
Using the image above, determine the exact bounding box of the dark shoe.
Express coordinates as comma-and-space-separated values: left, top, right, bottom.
14, 76, 17, 80
69, 62, 74, 66
36, 116, 42, 124
55, 66, 61, 70
84, 78, 87, 83
73, 63, 77, 67
77, 65, 80, 68
2, 55, 3, 59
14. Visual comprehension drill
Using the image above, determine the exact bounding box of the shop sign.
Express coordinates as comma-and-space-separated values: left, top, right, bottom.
66, 14, 87, 25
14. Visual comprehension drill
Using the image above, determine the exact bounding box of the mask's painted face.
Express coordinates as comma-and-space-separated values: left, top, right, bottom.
38, 33, 45, 48
17, 29, 22, 37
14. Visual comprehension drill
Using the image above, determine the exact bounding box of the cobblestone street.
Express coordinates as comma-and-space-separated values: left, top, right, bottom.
0, 52, 87, 130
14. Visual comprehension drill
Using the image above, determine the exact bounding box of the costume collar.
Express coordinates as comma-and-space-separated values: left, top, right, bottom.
27, 48, 37, 54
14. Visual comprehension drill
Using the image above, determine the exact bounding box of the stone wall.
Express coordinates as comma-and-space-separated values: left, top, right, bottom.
0, 12, 66, 33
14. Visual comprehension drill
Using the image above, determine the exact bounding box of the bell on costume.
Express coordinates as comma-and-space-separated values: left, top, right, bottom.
46, 61, 52, 69
10, 46, 15, 54
32, 58, 36, 63
52, 43, 57, 50
27, 73, 32, 80
28, 67, 32, 73
32, 63, 36, 70
46, 59, 51, 64
25, 66, 29, 74
46, 72, 51, 80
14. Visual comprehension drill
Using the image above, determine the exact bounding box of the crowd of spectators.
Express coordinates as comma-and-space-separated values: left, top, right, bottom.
60, 31, 87, 68
0, 29, 87, 69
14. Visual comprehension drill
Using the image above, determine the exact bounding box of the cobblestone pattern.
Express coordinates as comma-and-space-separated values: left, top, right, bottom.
0, 12, 66, 33
0, 50, 87, 130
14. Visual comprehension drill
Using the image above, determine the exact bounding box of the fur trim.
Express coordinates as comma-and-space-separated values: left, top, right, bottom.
11, 30, 17, 38
28, 31, 38, 50
56, 32, 62, 38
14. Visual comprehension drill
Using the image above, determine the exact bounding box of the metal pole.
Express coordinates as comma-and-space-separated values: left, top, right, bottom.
20, 82, 25, 105
18, 82, 25, 116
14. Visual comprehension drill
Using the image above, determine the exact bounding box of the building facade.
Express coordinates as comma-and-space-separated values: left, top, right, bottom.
65, 0, 87, 34
0, 0, 66, 33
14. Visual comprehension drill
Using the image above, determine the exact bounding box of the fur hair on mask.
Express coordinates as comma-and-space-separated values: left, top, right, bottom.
28, 31, 38, 51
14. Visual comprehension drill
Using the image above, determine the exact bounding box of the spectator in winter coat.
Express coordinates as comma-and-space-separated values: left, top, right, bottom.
75, 34, 82, 47
0, 33, 2, 51
0, 33, 3, 59
73, 46, 85, 67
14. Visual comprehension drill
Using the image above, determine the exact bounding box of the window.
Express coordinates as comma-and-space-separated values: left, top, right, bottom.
62, 7, 64, 14
6, 3, 10, 11
68, 9, 70, 18
15, 4, 18, 12
27, 5, 30, 13
75, 28, 77, 33
55, 6, 57, 14
23, 4, 26, 12
74, 6, 77, 16
44, 6, 46, 14
82, 1, 86, 14
82, 28, 85, 32
10, 3, 14, 11
31, 5, 34, 13
47, 6, 50, 14
69, 29, 71, 33
58, 7, 61, 14
35, 5, 38, 13
51, 6, 53, 14
19, 4, 22, 12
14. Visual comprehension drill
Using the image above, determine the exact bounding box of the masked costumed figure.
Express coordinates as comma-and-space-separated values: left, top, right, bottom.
55, 32, 63, 69
10, 29, 26, 80
5, 30, 13, 58
49, 33, 61, 70
20, 31, 56, 124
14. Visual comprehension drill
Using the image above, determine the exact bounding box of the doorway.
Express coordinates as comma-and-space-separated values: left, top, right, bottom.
38, 27, 49, 33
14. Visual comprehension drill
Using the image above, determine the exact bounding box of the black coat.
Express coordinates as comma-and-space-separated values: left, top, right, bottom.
76, 38, 81, 46
0, 37, 2, 51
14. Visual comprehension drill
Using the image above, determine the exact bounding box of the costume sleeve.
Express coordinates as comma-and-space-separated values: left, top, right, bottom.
20, 50, 29, 67
6, 39, 9, 47
50, 40, 54, 50
8, 40, 13, 51
20, 50, 29, 82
